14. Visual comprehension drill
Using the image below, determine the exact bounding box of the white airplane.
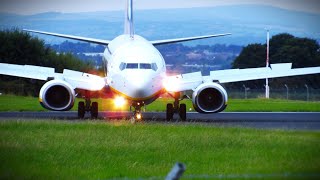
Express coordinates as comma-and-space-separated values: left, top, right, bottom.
1, 0, 320, 120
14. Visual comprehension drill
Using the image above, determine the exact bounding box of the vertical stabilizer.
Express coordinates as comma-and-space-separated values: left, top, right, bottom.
124, 0, 134, 39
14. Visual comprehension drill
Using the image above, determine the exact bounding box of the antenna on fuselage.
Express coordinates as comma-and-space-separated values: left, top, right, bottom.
124, 0, 134, 39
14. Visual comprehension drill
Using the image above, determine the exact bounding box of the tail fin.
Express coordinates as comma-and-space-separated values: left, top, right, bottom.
124, 0, 134, 39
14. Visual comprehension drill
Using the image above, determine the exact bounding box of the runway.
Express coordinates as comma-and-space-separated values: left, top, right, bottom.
0, 111, 319, 130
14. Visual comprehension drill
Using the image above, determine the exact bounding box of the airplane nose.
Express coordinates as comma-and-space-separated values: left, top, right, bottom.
119, 70, 159, 99
126, 73, 154, 98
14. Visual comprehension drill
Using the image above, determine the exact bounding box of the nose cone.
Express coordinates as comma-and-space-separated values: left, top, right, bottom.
126, 76, 153, 98
112, 69, 164, 101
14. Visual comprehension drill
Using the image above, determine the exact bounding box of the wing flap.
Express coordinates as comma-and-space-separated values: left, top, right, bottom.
62, 69, 106, 91
211, 63, 320, 83
164, 63, 320, 92
0, 63, 56, 80
0, 63, 106, 91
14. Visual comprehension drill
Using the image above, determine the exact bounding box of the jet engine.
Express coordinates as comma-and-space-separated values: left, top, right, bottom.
192, 83, 228, 113
39, 80, 75, 111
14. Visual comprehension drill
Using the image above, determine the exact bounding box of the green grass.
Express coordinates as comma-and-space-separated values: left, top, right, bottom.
0, 95, 46, 112
0, 94, 320, 112
0, 120, 319, 179
225, 98, 320, 112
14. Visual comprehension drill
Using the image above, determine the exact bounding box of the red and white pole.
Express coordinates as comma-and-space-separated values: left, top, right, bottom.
266, 30, 270, 99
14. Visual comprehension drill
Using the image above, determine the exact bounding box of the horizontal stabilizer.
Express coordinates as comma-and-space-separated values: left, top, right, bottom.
151, 33, 231, 45
23, 29, 110, 45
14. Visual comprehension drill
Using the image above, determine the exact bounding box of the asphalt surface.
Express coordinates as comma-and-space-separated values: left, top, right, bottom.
0, 111, 319, 130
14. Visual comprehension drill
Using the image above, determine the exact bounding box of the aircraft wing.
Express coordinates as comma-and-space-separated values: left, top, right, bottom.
23, 29, 110, 45
0, 63, 106, 91
151, 33, 231, 45
163, 63, 320, 92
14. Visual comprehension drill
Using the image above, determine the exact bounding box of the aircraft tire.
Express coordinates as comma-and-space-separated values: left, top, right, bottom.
91, 102, 98, 119
166, 103, 174, 121
179, 103, 187, 121
78, 101, 85, 119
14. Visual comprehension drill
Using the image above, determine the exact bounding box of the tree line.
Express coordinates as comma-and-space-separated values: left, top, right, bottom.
0, 29, 94, 96
229, 33, 320, 90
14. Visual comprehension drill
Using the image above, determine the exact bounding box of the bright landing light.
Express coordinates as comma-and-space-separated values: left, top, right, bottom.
114, 96, 126, 107
163, 76, 181, 92
136, 113, 142, 120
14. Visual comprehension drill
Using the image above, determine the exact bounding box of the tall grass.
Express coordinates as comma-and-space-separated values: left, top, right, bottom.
0, 120, 319, 179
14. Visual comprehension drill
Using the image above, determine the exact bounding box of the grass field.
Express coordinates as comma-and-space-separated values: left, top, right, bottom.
0, 94, 320, 112
0, 120, 319, 179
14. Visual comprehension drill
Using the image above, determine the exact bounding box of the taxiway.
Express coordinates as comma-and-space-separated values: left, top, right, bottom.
0, 112, 319, 130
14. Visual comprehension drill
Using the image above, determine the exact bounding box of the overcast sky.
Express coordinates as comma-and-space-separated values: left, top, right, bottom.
1, 0, 319, 15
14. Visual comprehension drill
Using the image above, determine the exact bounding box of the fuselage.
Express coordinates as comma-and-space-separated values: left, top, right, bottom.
103, 34, 166, 105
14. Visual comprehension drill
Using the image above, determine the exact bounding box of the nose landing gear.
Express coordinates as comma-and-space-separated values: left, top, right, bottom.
130, 102, 144, 123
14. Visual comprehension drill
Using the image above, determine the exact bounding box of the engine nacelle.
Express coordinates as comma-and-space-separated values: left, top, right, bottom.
192, 83, 228, 113
39, 80, 75, 111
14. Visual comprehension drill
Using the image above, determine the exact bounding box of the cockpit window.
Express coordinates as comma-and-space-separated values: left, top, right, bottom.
126, 63, 138, 69
151, 63, 158, 71
119, 62, 126, 70
119, 62, 158, 71
140, 63, 152, 69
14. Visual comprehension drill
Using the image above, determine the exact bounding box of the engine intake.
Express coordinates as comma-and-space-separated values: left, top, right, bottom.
39, 80, 75, 111
192, 83, 228, 113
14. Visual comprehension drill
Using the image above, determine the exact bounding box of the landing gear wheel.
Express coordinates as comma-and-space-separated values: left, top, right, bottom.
91, 102, 98, 119
78, 101, 85, 119
179, 103, 187, 121
166, 103, 174, 121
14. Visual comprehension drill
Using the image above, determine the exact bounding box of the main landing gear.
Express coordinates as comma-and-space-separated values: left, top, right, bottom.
166, 93, 187, 121
78, 92, 99, 119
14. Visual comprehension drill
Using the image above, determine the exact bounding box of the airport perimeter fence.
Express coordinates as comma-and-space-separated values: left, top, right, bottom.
227, 88, 320, 101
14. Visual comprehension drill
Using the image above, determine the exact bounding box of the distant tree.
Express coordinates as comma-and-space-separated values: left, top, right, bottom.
0, 29, 94, 96
271, 35, 320, 68
232, 44, 266, 68
230, 33, 320, 89
50, 41, 105, 53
